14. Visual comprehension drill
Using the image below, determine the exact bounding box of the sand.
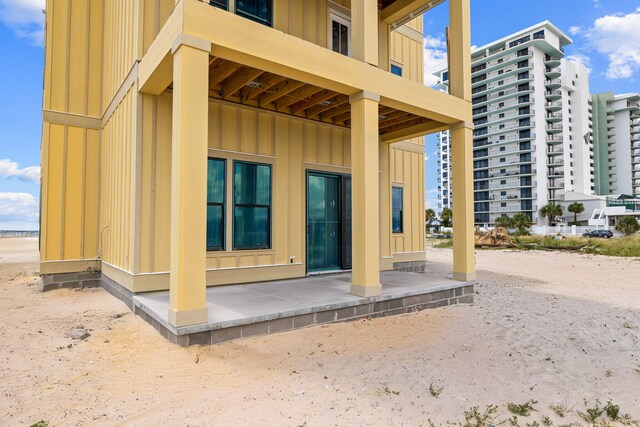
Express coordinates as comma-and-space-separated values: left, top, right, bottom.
0, 238, 639, 426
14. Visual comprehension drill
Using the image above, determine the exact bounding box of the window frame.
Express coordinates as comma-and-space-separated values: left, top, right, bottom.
210, 0, 229, 10
329, 11, 351, 57
207, 158, 226, 252
392, 186, 404, 234
235, 0, 273, 27
390, 64, 403, 77
232, 160, 273, 251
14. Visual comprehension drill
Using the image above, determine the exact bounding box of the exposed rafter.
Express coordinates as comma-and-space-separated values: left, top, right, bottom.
209, 61, 241, 89
222, 68, 264, 99
260, 80, 306, 106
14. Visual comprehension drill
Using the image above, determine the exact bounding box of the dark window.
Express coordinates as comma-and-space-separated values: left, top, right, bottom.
533, 30, 545, 40
236, 0, 273, 26
331, 18, 349, 56
392, 187, 403, 233
471, 63, 486, 73
390, 64, 403, 76
233, 161, 272, 249
207, 159, 226, 251
210, 0, 228, 9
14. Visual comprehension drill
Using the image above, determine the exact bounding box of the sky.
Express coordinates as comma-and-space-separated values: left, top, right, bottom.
422, 0, 640, 212
0, 1, 639, 229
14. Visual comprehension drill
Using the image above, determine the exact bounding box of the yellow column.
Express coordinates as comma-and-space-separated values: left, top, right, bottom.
450, 123, 476, 281
168, 41, 210, 327
350, 91, 381, 297
352, 0, 379, 66
448, 0, 472, 101
449, 0, 475, 281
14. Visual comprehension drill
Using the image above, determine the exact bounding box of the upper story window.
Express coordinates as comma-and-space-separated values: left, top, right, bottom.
330, 12, 351, 56
390, 64, 403, 77
210, 0, 228, 9
236, 0, 273, 27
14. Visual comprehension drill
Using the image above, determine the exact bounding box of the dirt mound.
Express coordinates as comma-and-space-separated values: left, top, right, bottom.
475, 227, 516, 247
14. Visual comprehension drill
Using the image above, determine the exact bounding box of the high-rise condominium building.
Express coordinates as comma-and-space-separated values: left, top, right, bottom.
435, 22, 594, 225
436, 131, 452, 212
591, 92, 640, 196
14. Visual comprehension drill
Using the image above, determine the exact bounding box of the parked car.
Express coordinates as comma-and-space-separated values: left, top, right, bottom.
582, 229, 613, 238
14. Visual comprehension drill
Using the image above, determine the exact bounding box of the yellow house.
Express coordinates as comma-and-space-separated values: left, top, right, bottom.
40, 0, 475, 338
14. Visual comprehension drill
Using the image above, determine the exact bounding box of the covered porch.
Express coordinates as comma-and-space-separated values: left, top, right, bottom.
137, 0, 475, 330
123, 270, 474, 346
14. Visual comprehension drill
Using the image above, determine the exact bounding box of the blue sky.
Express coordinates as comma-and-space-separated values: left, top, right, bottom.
0, 1, 639, 229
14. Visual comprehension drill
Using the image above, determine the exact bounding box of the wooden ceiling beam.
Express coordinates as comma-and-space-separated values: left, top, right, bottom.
306, 95, 349, 117
379, 113, 417, 129
276, 85, 322, 110
321, 103, 350, 121
209, 61, 240, 88
260, 79, 305, 107
242, 74, 286, 102
380, 117, 428, 134
222, 68, 264, 100
333, 111, 351, 124
378, 106, 395, 116
291, 90, 337, 115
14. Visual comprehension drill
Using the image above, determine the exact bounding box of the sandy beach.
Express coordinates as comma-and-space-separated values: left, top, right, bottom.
0, 238, 638, 426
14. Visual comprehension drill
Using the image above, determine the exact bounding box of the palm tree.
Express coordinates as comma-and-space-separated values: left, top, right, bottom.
540, 203, 563, 225
511, 213, 533, 235
495, 215, 514, 229
440, 207, 453, 228
616, 216, 640, 235
425, 209, 436, 229
567, 202, 585, 225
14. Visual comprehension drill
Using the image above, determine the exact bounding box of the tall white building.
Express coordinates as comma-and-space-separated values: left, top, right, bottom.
591, 92, 640, 196
436, 131, 452, 212
435, 22, 594, 225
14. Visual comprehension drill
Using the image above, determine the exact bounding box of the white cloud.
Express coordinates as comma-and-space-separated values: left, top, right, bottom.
0, 159, 40, 185
593, 0, 602, 9
566, 54, 593, 74
0, 192, 39, 223
0, 0, 45, 45
568, 26, 581, 36
423, 34, 448, 87
588, 8, 640, 79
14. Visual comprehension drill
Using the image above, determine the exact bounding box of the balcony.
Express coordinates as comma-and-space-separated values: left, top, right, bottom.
548, 181, 565, 189
544, 57, 561, 67
547, 158, 564, 167
545, 89, 562, 101
546, 112, 562, 123
545, 79, 562, 90
547, 147, 563, 156
546, 123, 563, 133
545, 67, 561, 79
488, 157, 532, 167
482, 144, 536, 158
546, 135, 563, 145
546, 100, 562, 111
137, 1, 475, 151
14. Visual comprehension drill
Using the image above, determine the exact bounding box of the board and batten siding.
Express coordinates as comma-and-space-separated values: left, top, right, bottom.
40, 0, 103, 269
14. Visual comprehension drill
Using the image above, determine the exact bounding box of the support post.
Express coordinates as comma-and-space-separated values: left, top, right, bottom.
352, 0, 379, 66
350, 91, 381, 297
448, 0, 472, 101
450, 122, 476, 281
168, 41, 210, 327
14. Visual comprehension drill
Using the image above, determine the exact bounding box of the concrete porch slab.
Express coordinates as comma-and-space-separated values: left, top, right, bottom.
113, 271, 474, 346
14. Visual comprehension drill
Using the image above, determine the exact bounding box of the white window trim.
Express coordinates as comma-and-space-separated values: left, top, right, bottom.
328, 10, 351, 57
